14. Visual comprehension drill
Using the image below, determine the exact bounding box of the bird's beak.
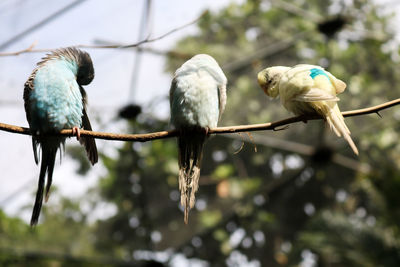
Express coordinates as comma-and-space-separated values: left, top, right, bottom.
257, 70, 270, 95
257, 70, 279, 98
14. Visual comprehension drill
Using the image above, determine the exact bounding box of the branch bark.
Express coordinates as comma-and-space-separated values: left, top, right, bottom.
1, 98, 399, 142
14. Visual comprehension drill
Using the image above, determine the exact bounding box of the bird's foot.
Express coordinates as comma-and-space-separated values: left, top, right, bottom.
72, 126, 81, 141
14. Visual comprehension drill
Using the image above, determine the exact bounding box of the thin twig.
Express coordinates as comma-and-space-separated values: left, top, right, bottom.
222, 31, 311, 72
94, 39, 194, 59
223, 133, 371, 173
0, 11, 207, 57
270, 0, 323, 23
1, 98, 399, 142
233, 133, 245, 154
121, 10, 208, 48
0, 41, 38, 56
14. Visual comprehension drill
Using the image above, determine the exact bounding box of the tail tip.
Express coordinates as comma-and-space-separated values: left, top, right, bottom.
184, 207, 189, 225
30, 217, 38, 227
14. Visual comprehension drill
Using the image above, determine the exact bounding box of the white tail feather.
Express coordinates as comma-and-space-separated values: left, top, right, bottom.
179, 166, 200, 222
326, 105, 358, 155
177, 133, 205, 224
326, 116, 341, 137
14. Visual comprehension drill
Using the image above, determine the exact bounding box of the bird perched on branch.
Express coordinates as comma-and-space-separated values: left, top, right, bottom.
24, 47, 98, 226
257, 64, 358, 155
170, 54, 227, 224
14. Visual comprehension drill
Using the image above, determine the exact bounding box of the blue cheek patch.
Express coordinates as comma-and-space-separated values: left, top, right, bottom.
310, 68, 330, 80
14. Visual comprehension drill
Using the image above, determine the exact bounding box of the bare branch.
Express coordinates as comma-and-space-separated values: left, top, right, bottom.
340, 98, 400, 117
0, 41, 38, 56
120, 10, 208, 49
0, 11, 207, 57
1, 98, 399, 142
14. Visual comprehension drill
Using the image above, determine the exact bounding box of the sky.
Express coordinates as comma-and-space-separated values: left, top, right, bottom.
0, 0, 244, 222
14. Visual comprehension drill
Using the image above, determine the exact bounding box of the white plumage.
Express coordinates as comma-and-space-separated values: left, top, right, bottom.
170, 54, 227, 223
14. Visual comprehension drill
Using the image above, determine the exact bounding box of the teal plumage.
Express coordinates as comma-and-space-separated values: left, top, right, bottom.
170, 54, 227, 224
309, 68, 330, 80
24, 47, 98, 226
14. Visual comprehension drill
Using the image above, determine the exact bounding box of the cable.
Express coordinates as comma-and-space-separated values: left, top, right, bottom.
0, 0, 88, 51
0, 177, 36, 206
128, 0, 154, 102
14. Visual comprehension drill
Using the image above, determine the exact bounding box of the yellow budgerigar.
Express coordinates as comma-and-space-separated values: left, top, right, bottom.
257, 64, 358, 155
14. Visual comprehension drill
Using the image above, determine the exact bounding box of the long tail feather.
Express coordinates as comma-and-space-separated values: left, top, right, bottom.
30, 139, 60, 226
32, 138, 39, 165
44, 149, 57, 203
325, 104, 359, 155
178, 130, 206, 224
30, 157, 46, 226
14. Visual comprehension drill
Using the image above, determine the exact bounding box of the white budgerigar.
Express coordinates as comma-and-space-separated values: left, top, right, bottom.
257, 64, 358, 155
170, 54, 227, 224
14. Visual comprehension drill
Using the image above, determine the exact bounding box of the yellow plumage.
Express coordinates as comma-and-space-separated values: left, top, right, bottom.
257, 64, 358, 155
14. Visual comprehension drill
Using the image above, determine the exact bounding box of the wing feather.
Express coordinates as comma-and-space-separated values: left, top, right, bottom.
79, 86, 98, 165
294, 88, 340, 102
217, 83, 227, 120
24, 69, 40, 164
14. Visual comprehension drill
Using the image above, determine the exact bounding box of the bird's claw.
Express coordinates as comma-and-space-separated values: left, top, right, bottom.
72, 126, 81, 141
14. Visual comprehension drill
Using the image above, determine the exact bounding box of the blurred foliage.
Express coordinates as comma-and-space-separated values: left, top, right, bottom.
2, 0, 400, 266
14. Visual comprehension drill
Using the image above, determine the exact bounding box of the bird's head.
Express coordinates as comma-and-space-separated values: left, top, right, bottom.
176, 54, 227, 86
75, 50, 94, 85
45, 47, 95, 85
257, 66, 289, 98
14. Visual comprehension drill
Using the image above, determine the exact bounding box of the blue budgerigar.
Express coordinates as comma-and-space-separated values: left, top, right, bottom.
24, 47, 98, 226
170, 54, 227, 224
257, 64, 358, 155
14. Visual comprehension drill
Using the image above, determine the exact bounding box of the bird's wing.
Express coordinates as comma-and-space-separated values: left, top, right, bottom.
217, 83, 227, 120
79, 85, 98, 165
169, 77, 181, 125
23, 69, 36, 127
284, 66, 316, 89
24, 69, 40, 164
294, 87, 339, 102
294, 64, 347, 94
285, 65, 341, 102
325, 71, 347, 94
169, 77, 178, 109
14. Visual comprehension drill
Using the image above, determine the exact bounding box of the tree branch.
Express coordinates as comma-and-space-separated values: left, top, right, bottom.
1, 98, 399, 142
0, 11, 207, 56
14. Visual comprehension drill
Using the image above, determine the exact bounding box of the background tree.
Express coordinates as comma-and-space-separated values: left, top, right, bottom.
1, 0, 400, 266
